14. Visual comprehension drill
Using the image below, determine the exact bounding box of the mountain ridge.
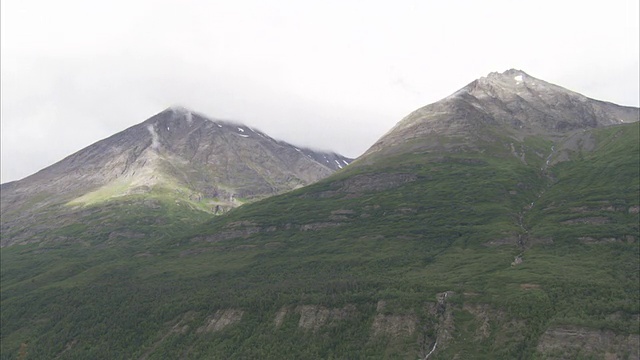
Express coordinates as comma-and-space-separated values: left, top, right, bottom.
1, 70, 638, 359
360, 69, 638, 162
0, 107, 352, 247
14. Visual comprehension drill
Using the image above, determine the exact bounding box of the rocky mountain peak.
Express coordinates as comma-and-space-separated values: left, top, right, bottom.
456, 69, 568, 102
487, 68, 529, 80
166, 105, 196, 122
166, 105, 193, 114
1, 108, 353, 246
144, 106, 205, 135
361, 69, 639, 159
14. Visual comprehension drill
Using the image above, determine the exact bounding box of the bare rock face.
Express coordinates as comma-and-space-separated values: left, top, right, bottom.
370, 313, 417, 338
196, 309, 244, 333
361, 69, 639, 160
0, 107, 352, 247
536, 326, 640, 359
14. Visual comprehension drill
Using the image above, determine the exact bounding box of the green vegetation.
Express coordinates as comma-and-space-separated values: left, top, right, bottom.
1, 124, 638, 359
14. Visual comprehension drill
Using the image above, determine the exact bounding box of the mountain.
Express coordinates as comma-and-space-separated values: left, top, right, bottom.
1, 70, 638, 359
0, 106, 352, 247
362, 69, 638, 161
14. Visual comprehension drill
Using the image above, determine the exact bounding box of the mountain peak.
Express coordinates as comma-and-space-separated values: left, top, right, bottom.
1, 107, 354, 246
490, 68, 532, 85
163, 105, 195, 114
361, 69, 639, 159
444, 69, 539, 102
489, 68, 529, 79
474, 69, 539, 91
157, 105, 198, 124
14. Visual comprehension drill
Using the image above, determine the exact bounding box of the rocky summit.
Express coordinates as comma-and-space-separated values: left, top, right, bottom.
0, 107, 352, 247
1, 70, 638, 359
362, 69, 638, 160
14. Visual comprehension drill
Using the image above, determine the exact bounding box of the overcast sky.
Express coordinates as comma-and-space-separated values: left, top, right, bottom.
1, 0, 639, 183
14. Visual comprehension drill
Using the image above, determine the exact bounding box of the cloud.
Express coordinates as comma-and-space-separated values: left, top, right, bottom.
1, 0, 638, 183
146, 124, 160, 150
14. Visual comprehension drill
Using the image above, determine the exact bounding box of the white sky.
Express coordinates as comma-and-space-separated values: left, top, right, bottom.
1, 0, 639, 183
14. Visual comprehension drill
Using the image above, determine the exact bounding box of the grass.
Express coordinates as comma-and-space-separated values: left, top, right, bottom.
1, 123, 638, 359
67, 178, 136, 206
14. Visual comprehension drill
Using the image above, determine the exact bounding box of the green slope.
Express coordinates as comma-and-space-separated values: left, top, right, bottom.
1, 124, 638, 359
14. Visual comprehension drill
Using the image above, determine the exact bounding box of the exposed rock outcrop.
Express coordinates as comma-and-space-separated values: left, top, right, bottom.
196, 309, 244, 333
536, 326, 640, 359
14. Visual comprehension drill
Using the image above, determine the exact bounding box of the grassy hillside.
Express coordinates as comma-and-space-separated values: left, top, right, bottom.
1, 123, 638, 359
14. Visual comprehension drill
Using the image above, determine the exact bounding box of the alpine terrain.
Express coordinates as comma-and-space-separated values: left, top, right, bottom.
0, 106, 352, 247
1, 70, 638, 359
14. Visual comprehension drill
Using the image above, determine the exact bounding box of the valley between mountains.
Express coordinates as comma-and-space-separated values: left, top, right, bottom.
1, 70, 638, 359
